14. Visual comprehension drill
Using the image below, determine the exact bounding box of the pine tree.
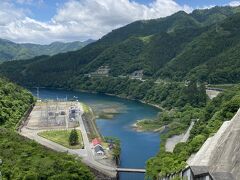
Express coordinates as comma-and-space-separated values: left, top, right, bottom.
69, 129, 79, 146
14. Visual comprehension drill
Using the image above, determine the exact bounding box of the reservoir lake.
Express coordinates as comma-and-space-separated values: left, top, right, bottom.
32, 88, 160, 180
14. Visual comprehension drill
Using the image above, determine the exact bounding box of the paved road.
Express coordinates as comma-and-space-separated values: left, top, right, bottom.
76, 104, 117, 175
181, 121, 195, 142
20, 127, 88, 157
165, 121, 195, 152
20, 102, 117, 178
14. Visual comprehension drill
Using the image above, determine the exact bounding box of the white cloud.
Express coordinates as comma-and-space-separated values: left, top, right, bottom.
229, 1, 240, 6
0, 1, 25, 25
0, 0, 192, 44
196, 5, 215, 10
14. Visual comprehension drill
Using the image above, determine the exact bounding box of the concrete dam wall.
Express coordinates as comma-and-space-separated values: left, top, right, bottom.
188, 108, 240, 179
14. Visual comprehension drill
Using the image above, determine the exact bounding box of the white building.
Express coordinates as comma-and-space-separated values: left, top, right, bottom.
94, 145, 104, 156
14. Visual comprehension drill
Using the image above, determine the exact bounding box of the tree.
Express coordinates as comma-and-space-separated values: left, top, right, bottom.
69, 129, 79, 146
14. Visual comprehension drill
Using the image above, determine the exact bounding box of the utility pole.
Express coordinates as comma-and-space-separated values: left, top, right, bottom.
36, 87, 39, 100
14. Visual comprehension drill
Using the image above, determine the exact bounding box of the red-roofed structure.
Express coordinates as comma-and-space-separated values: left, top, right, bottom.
92, 138, 101, 146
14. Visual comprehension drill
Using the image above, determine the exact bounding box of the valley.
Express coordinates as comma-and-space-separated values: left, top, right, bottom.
1, 3, 240, 180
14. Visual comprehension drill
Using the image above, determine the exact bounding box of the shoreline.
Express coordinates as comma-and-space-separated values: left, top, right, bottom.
131, 120, 167, 133
18, 101, 117, 179
131, 122, 145, 132
104, 93, 164, 111
30, 86, 164, 135
81, 103, 120, 167
28, 86, 164, 111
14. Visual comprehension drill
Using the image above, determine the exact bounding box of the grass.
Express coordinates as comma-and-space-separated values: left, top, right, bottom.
81, 103, 91, 114
38, 130, 83, 149
136, 119, 162, 131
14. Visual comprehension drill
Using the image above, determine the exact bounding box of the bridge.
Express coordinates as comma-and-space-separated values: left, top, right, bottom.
116, 168, 146, 173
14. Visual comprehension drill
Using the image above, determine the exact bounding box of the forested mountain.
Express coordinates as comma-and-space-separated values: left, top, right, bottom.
0, 38, 94, 62
1, 5, 240, 179
0, 77, 93, 179
0, 6, 240, 86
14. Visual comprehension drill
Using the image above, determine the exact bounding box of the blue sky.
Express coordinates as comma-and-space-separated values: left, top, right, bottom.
1, 0, 240, 44
176, 0, 236, 7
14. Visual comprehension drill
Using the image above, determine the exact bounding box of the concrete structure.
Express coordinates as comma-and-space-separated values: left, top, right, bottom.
130, 70, 143, 80
116, 168, 146, 173
206, 89, 221, 99
182, 166, 212, 180
20, 101, 117, 178
159, 108, 240, 180
25, 101, 79, 129
19, 101, 147, 178
88, 66, 110, 77
186, 108, 240, 179
182, 166, 236, 180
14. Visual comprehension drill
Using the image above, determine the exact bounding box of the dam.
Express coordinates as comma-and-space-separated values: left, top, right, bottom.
184, 108, 240, 179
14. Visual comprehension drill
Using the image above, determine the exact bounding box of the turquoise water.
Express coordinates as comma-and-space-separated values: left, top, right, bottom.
32, 88, 160, 180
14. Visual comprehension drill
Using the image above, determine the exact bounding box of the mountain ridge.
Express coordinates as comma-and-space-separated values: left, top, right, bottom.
0, 38, 95, 62
1, 6, 240, 86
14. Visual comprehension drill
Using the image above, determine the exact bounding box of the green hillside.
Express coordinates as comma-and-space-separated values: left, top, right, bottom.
0, 77, 93, 179
0, 77, 34, 128
1, 5, 240, 179
146, 85, 240, 178
1, 6, 240, 86
0, 39, 94, 62
159, 12, 240, 82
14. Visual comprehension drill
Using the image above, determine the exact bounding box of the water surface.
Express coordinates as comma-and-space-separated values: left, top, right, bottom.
32, 88, 160, 180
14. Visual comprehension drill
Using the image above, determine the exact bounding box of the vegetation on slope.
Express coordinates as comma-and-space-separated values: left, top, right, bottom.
0, 129, 93, 179
146, 85, 240, 178
70, 77, 206, 109
0, 77, 34, 128
0, 5, 240, 179
0, 78, 93, 179
159, 12, 240, 82
1, 6, 240, 85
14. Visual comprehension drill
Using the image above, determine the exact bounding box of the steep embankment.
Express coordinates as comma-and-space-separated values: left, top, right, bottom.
0, 78, 94, 179
0, 78, 34, 128
188, 108, 240, 179
165, 121, 195, 152
146, 85, 240, 178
